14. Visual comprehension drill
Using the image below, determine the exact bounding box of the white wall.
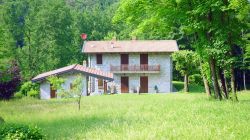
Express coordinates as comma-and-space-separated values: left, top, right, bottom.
39, 73, 87, 99
40, 81, 50, 99
88, 53, 173, 93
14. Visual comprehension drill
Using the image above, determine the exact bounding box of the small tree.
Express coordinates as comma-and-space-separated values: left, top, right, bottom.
172, 50, 198, 92
70, 74, 84, 110
47, 76, 65, 90
47, 76, 65, 98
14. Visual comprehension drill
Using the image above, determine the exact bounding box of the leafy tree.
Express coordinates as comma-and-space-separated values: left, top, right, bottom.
47, 76, 65, 91
0, 1, 15, 75
114, 0, 249, 101
172, 50, 198, 92
69, 74, 85, 110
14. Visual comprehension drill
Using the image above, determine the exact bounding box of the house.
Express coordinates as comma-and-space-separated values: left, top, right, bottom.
83, 40, 179, 94
32, 64, 113, 99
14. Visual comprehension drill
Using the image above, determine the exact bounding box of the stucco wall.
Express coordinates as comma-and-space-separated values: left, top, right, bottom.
40, 82, 50, 99
39, 73, 87, 99
88, 53, 173, 93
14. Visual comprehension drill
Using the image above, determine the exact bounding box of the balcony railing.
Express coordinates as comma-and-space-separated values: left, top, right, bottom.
110, 64, 160, 73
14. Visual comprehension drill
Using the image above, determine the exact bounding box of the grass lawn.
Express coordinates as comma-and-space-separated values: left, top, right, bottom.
0, 83, 250, 140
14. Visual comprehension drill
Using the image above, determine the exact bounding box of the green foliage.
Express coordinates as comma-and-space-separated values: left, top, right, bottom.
47, 76, 65, 91
172, 50, 198, 76
0, 124, 44, 140
1, 0, 120, 80
189, 74, 203, 85
0, 116, 4, 124
173, 81, 205, 93
69, 74, 84, 110
27, 89, 39, 98
114, 0, 249, 96
243, 32, 250, 70
17, 81, 39, 98
14, 92, 24, 99
70, 75, 84, 97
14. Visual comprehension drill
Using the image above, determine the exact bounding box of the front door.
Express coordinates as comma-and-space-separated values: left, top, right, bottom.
140, 76, 148, 93
50, 85, 56, 98
140, 54, 148, 70
121, 54, 129, 70
121, 77, 129, 93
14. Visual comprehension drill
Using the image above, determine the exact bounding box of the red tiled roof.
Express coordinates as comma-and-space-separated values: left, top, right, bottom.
83, 40, 179, 53
32, 64, 113, 82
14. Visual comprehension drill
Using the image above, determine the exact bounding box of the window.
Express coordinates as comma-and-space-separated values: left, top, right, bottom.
98, 79, 104, 89
96, 54, 102, 64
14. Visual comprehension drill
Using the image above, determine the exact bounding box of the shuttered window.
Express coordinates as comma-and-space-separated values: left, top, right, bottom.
96, 54, 102, 64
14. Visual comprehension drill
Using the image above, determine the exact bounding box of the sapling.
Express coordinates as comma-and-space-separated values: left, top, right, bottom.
70, 74, 84, 110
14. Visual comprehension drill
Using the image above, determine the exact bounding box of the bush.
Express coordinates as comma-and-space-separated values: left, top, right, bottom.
17, 81, 39, 98
189, 74, 203, 85
0, 62, 21, 100
14, 92, 24, 99
0, 124, 44, 140
27, 89, 39, 98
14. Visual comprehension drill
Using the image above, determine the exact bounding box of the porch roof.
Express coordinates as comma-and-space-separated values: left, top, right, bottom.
32, 64, 113, 82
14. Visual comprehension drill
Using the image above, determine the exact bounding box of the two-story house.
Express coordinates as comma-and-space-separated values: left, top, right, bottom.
83, 39, 179, 94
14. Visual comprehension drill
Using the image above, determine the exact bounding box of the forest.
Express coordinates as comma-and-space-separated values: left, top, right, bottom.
0, 0, 249, 100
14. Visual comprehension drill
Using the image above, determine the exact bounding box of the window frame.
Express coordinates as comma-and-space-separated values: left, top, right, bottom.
96, 54, 103, 64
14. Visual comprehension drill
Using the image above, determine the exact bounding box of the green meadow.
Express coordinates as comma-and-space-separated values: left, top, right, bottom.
0, 83, 250, 140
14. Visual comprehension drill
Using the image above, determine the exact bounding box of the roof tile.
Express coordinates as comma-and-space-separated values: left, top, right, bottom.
83, 40, 179, 53
32, 64, 113, 82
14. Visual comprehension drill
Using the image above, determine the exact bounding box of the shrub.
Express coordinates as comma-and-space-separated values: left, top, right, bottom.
17, 81, 39, 98
0, 62, 21, 100
189, 74, 203, 85
0, 124, 44, 140
27, 89, 39, 98
14, 92, 24, 99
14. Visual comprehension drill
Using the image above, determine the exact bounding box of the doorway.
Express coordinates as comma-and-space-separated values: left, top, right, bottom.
121, 77, 129, 93
50, 84, 56, 98
140, 76, 148, 93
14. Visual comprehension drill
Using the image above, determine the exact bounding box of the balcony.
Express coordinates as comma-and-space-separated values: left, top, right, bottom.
110, 64, 160, 73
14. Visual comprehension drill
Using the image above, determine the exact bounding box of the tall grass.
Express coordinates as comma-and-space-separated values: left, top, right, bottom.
1, 90, 250, 139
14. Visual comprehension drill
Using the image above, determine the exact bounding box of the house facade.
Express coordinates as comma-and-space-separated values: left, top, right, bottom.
32, 64, 113, 99
83, 40, 179, 94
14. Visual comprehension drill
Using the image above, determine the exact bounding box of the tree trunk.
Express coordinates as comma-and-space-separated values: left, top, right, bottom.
78, 94, 82, 110
202, 74, 211, 97
200, 61, 211, 96
209, 58, 222, 100
243, 71, 246, 91
230, 66, 238, 101
184, 74, 189, 92
224, 72, 229, 93
219, 68, 228, 99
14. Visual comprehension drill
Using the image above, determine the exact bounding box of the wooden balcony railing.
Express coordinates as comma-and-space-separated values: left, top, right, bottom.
110, 64, 160, 72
